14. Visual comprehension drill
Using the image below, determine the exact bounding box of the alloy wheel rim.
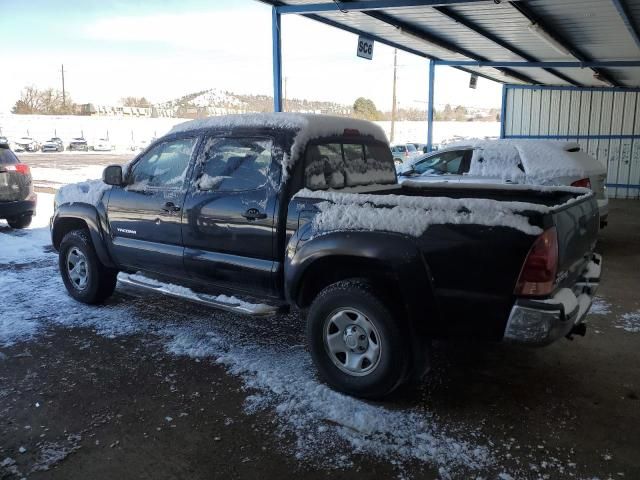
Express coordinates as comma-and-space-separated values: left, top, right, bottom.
323, 308, 381, 376
66, 247, 89, 291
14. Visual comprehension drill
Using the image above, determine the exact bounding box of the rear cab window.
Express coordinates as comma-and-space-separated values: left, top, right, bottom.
304, 139, 397, 190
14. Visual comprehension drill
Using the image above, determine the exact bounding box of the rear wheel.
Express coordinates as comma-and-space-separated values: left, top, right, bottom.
59, 229, 118, 304
7, 215, 32, 229
306, 279, 409, 399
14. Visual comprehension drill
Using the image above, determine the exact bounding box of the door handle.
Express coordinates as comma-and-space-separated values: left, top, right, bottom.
162, 202, 181, 213
242, 208, 267, 220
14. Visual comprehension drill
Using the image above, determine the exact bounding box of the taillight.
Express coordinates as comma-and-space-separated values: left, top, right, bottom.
6, 164, 31, 175
515, 227, 558, 297
571, 177, 591, 189
4, 163, 31, 175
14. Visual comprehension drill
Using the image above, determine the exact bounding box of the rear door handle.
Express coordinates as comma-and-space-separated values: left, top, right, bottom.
242, 208, 267, 220
162, 202, 181, 213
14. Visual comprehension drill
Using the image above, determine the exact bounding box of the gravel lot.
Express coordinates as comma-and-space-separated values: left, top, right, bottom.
0, 156, 638, 479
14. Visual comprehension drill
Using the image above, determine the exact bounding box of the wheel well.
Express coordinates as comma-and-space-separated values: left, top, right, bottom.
52, 218, 89, 250
296, 256, 404, 312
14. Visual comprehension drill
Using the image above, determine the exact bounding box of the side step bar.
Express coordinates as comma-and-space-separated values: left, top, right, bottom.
117, 273, 282, 317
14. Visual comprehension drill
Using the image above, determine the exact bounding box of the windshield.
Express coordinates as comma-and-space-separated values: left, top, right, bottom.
304, 140, 396, 190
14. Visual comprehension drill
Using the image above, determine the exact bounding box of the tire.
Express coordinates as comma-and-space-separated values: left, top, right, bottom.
59, 229, 118, 304
306, 279, 409, 399
7, 215, 32, 229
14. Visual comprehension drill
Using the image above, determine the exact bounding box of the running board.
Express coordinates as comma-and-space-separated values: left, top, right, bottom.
117, 273, 282, 317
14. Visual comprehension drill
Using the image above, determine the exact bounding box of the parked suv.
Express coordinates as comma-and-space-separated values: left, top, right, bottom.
68, 138, 89, 151
0, 144, 36, 228
51, 113, 602, 399
390, 143, 420, 165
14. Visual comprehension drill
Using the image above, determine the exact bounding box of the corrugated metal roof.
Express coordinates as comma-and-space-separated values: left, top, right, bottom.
261, 0, 640, 87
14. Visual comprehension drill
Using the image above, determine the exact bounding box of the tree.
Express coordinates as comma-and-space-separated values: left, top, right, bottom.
121, 96, 152, 108
12, 86, 74, 115
353, 97, 380, 120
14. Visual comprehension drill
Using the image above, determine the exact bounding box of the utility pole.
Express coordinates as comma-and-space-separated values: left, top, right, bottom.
61, 64, 66, 108
283, 76, 288, 112
390, 49, 397, 143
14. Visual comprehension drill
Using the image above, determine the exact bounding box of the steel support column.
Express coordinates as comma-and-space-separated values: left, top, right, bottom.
427, 60, 435, 152
272, 7, 283, 112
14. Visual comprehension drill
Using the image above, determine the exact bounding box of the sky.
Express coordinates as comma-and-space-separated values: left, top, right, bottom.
0, 0, 503, 114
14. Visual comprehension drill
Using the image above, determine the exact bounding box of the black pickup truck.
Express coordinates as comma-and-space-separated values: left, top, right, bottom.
51, 113, 602, 399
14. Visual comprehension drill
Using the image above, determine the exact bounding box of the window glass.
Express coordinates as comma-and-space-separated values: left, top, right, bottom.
406, 144, 417, 152
415, 150, 466, 175
128, 137, 197, 190
396, 145, 406, 152
197, 137, 272, 191
0, 149, 19, 164
304, 141, 396, 189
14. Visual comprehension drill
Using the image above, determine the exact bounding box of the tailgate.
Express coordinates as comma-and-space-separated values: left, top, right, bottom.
553, 193, 599, 288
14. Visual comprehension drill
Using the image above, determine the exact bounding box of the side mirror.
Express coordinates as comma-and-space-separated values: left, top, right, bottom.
102, 165, 124, 186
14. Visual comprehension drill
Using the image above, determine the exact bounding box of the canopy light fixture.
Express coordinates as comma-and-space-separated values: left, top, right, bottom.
528, 23, 573, 57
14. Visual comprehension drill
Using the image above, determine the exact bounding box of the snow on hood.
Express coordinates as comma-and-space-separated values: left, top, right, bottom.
169, 113, 388, 180
296, 188, 547, 236
449, 139, 605, 183
56, 179, 111, 207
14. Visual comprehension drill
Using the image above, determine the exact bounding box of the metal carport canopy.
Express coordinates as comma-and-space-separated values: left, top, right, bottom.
258, 0, 640, 150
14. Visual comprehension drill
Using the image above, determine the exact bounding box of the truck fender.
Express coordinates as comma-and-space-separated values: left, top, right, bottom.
51, 203, 116, 268
285, 229, 440, 333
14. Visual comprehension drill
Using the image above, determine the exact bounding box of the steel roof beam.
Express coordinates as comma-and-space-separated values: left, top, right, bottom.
611, 0, 640, 51
433, 6, 583, 86
508, 1, 622, 87
362, 9, 540, 84
275, 0, 492, 14
434, 60, 640, 68
258, 1, 512, 84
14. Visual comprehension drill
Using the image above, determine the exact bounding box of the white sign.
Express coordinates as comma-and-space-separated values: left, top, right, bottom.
357, 36, 374, 60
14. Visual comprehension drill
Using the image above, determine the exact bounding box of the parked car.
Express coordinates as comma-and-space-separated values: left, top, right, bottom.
92, 138, 113, 152
13, 137, 39, 152
68, 138, 89, 151
397, 140, 609, 228
390, 143, 420, 165
129, 139, 151, 151
0, 143, 36, 228
411, 143, 428, 153
51, 113, 601, 399
41, 137, 64, 152
0, 136, 9, 146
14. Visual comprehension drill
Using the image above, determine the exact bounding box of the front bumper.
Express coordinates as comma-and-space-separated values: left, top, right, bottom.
0, 197, 37, 219
503, 253, 602, 346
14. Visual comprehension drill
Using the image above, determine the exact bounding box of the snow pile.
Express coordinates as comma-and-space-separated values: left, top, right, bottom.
615, 311, 640, 333
197, 173, 226, 190
0, 315, 39, 347
1, 192, 55, 264
589, 297, 611, 315
450, 139, 605, 184
56, 179, 111, 206
170, 113, 388, 180
296, 188, 546, 236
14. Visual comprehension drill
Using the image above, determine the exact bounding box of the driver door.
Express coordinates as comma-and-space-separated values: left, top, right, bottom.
106, 136, 199, 275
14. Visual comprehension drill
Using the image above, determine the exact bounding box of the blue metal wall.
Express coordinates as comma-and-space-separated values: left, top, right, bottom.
502, 84, 640, 199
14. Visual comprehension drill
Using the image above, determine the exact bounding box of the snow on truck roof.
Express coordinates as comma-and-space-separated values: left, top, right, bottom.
170, 113, 388, 180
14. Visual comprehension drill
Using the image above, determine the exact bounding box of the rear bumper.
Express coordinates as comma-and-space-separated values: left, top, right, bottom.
503, 253, 602, 346
0, 197, 37, 219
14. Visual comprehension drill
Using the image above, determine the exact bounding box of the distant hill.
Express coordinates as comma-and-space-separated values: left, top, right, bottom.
156, 89, 352, 118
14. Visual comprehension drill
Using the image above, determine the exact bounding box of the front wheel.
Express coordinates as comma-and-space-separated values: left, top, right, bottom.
306, 279, 409, 399
59, 229, 118, 304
